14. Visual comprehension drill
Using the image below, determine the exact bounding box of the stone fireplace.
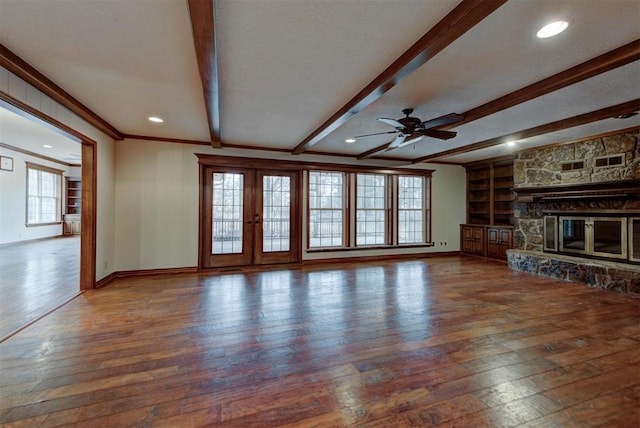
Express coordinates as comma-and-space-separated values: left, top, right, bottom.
506, 130, 640, 294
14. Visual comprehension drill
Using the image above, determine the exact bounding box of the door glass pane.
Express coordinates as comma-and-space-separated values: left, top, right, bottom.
212, 173, 243, 254
398, 176, 424, 244
309, 171, 344, 248
593, 219, 622, 255
263, 175, 290, 252
356, 174, 386, 245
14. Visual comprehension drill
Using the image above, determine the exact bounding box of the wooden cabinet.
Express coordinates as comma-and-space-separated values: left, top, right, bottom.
63, 215, 81, 235
461, 225, 485, 256
486, 227, 513, 260
466, 159, 514, 226
461, 224, 513, 260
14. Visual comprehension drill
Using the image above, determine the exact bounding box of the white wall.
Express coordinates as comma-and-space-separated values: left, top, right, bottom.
0, 67, 117, 281
114, 138, 467, 270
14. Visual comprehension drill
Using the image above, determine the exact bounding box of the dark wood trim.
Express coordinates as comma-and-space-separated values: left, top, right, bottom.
463, 154, 515, 168
95, 272, 117, 289
0, 44, 122, 140
0, 143, 78, 167
0, 91, 96, 145
123, 134, 211, 146
291, 0, 507, 155
513, 179, 640, 202
80, 142, 97, 290
188, 0, 221, 148
359, 39, 640, 159
413, 99, 640, 163
196, 153, 434, 176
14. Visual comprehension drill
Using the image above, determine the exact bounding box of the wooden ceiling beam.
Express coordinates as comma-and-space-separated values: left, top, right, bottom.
0, 44, 122, 140
359, 38, 640, 159
188, 0, 221, 148
291, 0, 507, 155
412, 99, 640, 163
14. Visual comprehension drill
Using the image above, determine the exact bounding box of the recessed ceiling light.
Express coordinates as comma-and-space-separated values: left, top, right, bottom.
345, 138, 356, 144
506, 141, 516, 147
536, 21, 569, 39
43, 144, 53, 148
615, 112, 638, 119
148, 116, 164, 123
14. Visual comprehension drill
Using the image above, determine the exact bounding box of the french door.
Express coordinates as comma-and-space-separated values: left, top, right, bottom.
202, 167, 299, 268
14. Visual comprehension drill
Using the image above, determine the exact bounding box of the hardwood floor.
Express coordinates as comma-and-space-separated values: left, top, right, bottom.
0, 236, 80, 341
1, 256, 638, 427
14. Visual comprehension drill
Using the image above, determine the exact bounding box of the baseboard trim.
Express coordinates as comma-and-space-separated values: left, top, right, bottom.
302, 251, 461, 266
96, 267, 199, 288
0, 234, 71, 248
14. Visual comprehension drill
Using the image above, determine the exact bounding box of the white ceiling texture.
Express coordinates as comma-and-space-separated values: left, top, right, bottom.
0, 0, 639, 164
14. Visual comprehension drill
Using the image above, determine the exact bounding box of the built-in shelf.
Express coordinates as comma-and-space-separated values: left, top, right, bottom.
465, 158, 514, 226
64, 177, 81, 235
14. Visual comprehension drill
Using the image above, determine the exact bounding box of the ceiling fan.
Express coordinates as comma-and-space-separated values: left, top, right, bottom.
351, 108, 464, 150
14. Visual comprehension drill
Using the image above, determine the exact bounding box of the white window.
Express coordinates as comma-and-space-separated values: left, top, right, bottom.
398, 175, 426, 244
308, 171, 345, 248
356, 173, 387, 246
27, 163, 62, 225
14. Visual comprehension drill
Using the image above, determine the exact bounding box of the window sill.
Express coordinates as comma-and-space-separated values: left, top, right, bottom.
26, 221, 63, 228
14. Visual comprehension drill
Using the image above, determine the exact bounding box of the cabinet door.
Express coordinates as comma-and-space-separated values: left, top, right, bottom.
472, 227, 484, 255
486, 228, 499, 257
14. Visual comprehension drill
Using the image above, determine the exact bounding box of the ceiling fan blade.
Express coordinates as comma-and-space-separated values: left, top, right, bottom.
419, 129, 458, 140
352, 130, 397, 139
378, 117, 404, 128
420, 113, 464, 129
393, 135, 425, 149
388, 134, 408, 148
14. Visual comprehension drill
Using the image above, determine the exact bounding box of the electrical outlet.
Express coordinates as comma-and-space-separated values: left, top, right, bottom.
103, 261, 108, 270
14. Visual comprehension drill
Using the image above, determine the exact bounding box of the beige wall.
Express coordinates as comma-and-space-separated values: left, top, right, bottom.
0, 66, 117, 281
114, 138, 466, 270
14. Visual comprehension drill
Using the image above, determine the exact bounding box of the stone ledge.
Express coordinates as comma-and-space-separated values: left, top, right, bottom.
506, 249, 640, 295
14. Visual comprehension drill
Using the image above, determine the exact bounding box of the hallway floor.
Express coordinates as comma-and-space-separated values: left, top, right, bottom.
0, 235, 80, 341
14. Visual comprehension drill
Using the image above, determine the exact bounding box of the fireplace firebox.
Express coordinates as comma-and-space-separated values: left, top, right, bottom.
544, 213, 639, 263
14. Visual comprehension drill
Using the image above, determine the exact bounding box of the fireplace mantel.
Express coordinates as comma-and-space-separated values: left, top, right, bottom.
513, 179, 640, 202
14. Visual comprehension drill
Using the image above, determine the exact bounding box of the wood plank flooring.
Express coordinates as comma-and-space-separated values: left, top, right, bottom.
0, 236, 80, 341
1, 256, 639, 427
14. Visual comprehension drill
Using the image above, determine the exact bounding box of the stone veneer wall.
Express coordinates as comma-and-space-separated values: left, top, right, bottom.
507, 250, 640, 294
513, 130, 640, 251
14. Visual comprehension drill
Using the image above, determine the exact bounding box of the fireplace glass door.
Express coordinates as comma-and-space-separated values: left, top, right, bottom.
592, 218, 625, 258
544, 215, 558, 251
559, 216, 627, 260
560, 217, 586, 254
629, 217, 640, 263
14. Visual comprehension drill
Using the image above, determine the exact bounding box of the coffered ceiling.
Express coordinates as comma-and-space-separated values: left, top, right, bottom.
1, 0, 638, 164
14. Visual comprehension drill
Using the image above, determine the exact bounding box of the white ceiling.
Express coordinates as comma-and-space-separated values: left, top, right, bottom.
0, 0, 638, 164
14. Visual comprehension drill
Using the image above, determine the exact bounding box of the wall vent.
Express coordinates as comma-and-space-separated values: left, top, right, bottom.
594, 154, 624, 168
561, 161, 585, 171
